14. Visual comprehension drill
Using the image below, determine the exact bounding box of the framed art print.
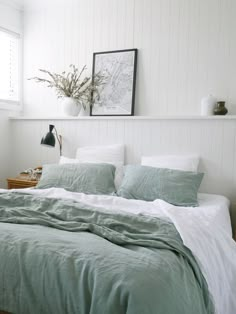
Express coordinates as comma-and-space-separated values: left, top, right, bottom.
90, 48, 138, 116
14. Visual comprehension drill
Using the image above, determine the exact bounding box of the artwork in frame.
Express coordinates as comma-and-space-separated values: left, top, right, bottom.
90, 49, 138, 116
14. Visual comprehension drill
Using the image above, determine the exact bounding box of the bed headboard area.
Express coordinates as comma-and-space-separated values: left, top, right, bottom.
9, 116, 236, 227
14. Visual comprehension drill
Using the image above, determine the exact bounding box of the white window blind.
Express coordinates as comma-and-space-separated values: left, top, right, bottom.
0, 28, 20, 103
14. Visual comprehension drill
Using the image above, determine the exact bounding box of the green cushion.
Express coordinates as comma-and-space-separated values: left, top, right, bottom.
36, 163, 116, 195
117, 165, 204, 206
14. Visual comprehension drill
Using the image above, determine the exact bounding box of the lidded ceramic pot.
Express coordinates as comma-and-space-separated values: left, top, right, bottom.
214, 101, 228, 115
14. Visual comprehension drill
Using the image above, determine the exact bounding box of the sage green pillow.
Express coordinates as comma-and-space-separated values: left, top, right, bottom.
36, 163, 116, 195
117, 165, 204, 206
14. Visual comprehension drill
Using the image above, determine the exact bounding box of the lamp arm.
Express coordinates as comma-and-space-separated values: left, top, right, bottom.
54, 127, 62, 156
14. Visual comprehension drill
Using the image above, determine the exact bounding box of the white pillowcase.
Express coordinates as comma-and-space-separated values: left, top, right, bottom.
76, 144, 124, 164
141, 155, 200, 172
60, 144, 125, 190
59, 156, 80, 164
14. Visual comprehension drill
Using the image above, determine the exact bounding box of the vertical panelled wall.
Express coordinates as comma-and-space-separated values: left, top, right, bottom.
23, 0, 236, 116
10, 117, 236, 206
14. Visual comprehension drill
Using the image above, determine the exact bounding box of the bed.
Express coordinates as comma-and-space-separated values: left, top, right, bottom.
0, 186, 235, 314
1, 149, 236, 314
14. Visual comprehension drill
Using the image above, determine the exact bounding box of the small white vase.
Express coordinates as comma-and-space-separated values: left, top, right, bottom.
62, 97, 81, 116
201, 95, 217, 116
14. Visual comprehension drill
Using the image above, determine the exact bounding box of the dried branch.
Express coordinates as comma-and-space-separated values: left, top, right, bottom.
28, 65, 107, 109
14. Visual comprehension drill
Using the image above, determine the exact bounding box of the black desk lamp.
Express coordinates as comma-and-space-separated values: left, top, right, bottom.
41, 124, 62, 156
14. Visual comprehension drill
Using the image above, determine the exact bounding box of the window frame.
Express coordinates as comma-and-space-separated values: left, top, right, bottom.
0, 26, 22, 111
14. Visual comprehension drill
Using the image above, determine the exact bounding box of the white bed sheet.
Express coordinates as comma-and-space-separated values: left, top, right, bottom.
0, 188, 235, 314
153, 194, 236, 314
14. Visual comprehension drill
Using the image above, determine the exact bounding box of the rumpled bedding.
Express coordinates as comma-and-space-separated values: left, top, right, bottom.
0, 188, 235, 314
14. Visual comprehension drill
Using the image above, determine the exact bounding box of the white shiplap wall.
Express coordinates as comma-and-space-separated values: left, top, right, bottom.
23, 0, 236, 116
10, 117, 236, 205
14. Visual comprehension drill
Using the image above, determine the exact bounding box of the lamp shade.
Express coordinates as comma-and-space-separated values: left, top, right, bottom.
41, 125, 56, 148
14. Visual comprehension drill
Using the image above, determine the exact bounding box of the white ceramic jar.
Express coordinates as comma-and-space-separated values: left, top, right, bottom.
201, 95, 217, 116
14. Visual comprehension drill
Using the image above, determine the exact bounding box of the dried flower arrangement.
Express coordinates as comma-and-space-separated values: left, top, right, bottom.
29, 64, 105, 109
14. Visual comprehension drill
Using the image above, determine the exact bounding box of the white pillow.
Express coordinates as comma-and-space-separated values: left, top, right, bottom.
76, 144, 124, 164
59, 156, 80, 164
141, 155, 200, 172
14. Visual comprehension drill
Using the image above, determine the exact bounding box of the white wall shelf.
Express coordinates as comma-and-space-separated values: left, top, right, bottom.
9, 115, 236, 121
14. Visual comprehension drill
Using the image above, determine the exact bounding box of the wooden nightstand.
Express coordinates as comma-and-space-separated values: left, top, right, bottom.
7, 174, 40, 189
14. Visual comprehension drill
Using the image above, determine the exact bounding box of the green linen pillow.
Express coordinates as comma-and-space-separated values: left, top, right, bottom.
117, 165, 204, 206
36, 163, 116, 195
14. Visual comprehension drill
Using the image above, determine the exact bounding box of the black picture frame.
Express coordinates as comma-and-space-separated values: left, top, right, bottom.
90, 48, 138, 116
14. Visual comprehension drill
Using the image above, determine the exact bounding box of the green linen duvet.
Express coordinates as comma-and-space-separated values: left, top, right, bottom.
0, 192, 214, 314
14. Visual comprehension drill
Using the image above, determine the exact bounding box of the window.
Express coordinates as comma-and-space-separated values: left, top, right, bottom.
0, 27, 20, 105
